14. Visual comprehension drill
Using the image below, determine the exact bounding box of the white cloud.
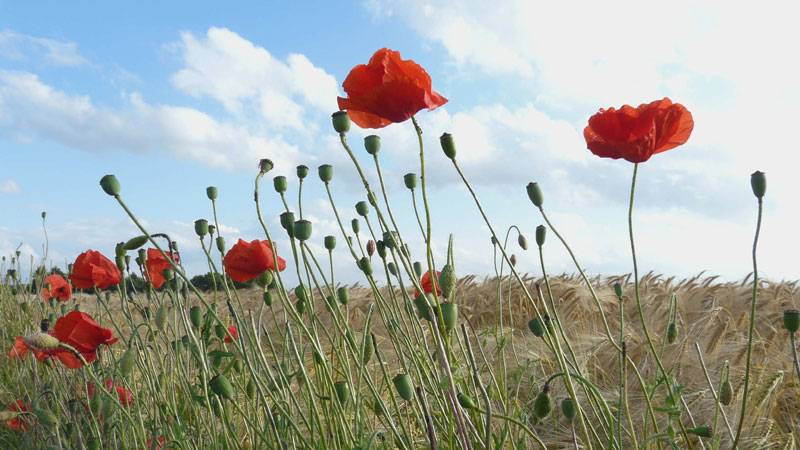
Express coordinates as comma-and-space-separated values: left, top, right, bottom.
0, 180, 20, 193
0, 29, 89, 67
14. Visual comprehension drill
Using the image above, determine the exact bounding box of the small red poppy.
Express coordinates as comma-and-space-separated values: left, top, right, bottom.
146, 437, 168, 450
145, 248, 176, 289
584, 98, 694, 163
69, 250, 122, 290
415, 270, 442, 298
4, 400, 29, 432
337, 48, 448, 129
87, 379, 134, 407
223, 325, 238, 344
42, 274, 72, 302
222, 239, 287, 283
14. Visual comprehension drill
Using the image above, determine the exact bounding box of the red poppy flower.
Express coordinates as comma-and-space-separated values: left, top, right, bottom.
223, 325, 238, 344
223, 239, 287, 283
8, 311, 117, 369
583, 98, 694, 163
415, 270, 442, 297
69, 250, 121, 290
145, 248, 175, 289
87, 379, 134, 406
146, 437, 168, 450
337, 48, 448, 129
41, 274, 72, 302
4, 400, 29, 432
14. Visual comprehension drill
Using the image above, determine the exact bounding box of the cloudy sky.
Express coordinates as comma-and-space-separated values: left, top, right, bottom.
2, 0, 798, 286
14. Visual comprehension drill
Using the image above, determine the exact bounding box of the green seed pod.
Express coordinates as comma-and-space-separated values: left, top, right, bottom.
115, 255, 126, 272
351, 218, 360, 234
246, 378, 256, 399
279, 211, 295, 231
318, 164, 333, 183
324, 235, 336, 250
190, 306, 202, 328
535, 225, 547, 247
382, 231, 397, 249
273, 176, 287, 194
413, 261, 423, 278
115, 242, 127, 257
361, 335, 374, 364
355, 201, 369, 217
259, 158, 274, 174
414, 295, 432, 321
210, 374, 235, 401
376, 240, 386, 259
194, 219, 209, 237
208, 224, 216, 235
403, 173, 417, 190
100, 174, 121, 196
215, 236, 226, 253
457, 393, 476, 410
439, 302, 458, 331
533, 387, 553, 419
360, 257, 372, 276
119, 348, 136, 377
561, 398, 577, 421
614, 283, 623, 298
337, 287, 349, 305
719, 380, 733, 406
750, 171, 766, 199
234, 359, 244, 373
392, 374, 414, 401
162, 268, 174, 282
666, 323, 678, 344
155, 304, 167, 331
295, 300, 306, 314
367, 191, 378, 207
364, 135, 381, 155
171, 339, 183, 353
215, 324, 226, 340
296, 165, 309, 180
90, 393, 103, 416
295, 284, 310, 302
206, 186, 218, 200
334, 381, 349, 405
331, 111, 351, 134
440, 133, 456, 159
263, 291, 274, 307
293, 220, 312, 241
388, 262, 397, 276
526, 182, 544, 207
35, 409, 59, 427
439, 264, 456, 299
528, 318, 545, 337
783, 309, 800, 333
688, 425, 713, 438
123, 235, 148, 250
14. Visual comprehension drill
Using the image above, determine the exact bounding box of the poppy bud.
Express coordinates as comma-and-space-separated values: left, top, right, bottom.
216, 236, 225, 253
295, 284, 309, 303
246, 378, 256, 400
719, 380, 733, 406
440, 302, 458, 331
533, 386, 552, 419
119, 348, 136, 377
137, 248, 146, 263
509, 254, 516, 266
279, 211, 295, 231
351, 218, 360, 234
381, 231, 396, 249
162, 268, 174, 282
331, 111, 351, 134
750, 171, 766, 199
535, 225, 547, 247
25, 332, 60, 349
413, 261, 422, 278
296, 165, 309, 180
187, 306, 202, 329
155, 304, 167, 331
614, 283, 623, 298
272, 175, 288, 194
364, 135, 381, 155
518, 234, 528, 250
124, 255, 131, 268
376, 240, 386, 259
208, 224, 216, 235
361, 335, 374, 364
116, 255, 126, 272
687, 426, 712, 438
404, 173, 417, 190
360, 257, 373, 276
100, 174, 121, 196
41, 211, 46, 219
356, 201, 369, 217
783, 309, 800, 333
259, 158, 274, 174
526, 182, 544, 207
457, 393, 476, 410
337, 286, 349, 305
194, 219, 209, 237
561, 398, 577, 421
528, 318, 545, 337
440, 133, 456, 160
666, 323, 678, 344
210, 374, 235, 401
206, 186, 218, 200
263, 291, 274, 307
318, 164, 333, 183
334, 381, 350, 405
234, 359, 244, 373
293, 220, 312, 242
366, 240, 375, 256
414, 295, 433, 321
491, 236, 497, 246
35, 409, 59, 427
324, 235, 336, 250
40, 319, 50, 332
392, 374, 414, 401
214, 324, 226, 340
90, 393, 103, 416
387, 263, 397, 276
440, 264, 456, 299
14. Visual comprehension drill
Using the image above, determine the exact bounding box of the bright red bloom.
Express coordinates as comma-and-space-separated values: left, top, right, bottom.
223, 239, 287, 283
146, 437, 168, 450
223, 325, 238, 344
415, 270, 442, 297
337, 48, 448, 129
145, 248, 175, 289
69, 250, 121, 290
87, 379, 134, 406
42, 274, 72, 302
584, 98, 694, 163
4, 400, 29, 432
8, 311, 117, 369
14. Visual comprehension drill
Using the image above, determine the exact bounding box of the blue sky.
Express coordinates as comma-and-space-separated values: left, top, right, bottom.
2, 0, 799, 285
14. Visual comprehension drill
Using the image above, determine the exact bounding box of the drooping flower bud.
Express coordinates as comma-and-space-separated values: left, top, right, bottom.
331, 111, 351, 134
561, 398, 577, 421
123, 235, 148, 250
404, 173, 417, 190
273, 176, 288, 194
440, 133, 456, 160
364, 135, 381, 155
295, 285, 310, 303
210, 374, 235, 401
533, 385, 553, 419
119, 348, 136, 377
387, 262, 397, 276
155, 304, 167, 331
24, 332, 60, 349
719, 380, 733, 406
206, 186, 218, 200
666, 323, 678, 344
194, 219, 209, 237
392, 374, 414, 401
783, 309, 800, 333
100, 174, 121, 196
510, 254, 517, 266
526, 182, 543, 207
35, 409, 59, 427
376, 240, 386, 259
296, 165, 309, 180
318, 164, 333, 183
750, 171, 766, 199
361, 334, 374, 364
518, 234, 528, 250
457, 393, 476, 410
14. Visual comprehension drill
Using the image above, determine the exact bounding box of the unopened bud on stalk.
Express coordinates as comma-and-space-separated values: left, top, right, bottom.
404, 173, 417, 190
614, 283, 623, 298
124, 255, 131, 268
388, 262, 397, 276
255, 271, 273, 289
100, 174, 121, 196
119, 348, 136, 377
413, 261, 422, 278
324, 235, 336, 250
528, 318, 545, 337
208, 224, 216, 235
750, 171, 766, 199
155, 304, 167, 331
115, 255, 126, 272
35, 409, 59, 427
364, 135, 381, 155
190, 306, 202, 328
263, 291, 274, 307
318, 164, 333, 183
687, 426, 713, 438
356, 201, 369, 217
719, 380, 733, 405
351, 218, 360, 234
162, 268, 174, 282
210, 374, 235, 401
215, 236, 225, 253
273, 176, 287, 194
376, 240, 386, 259
783, 309, 800, 333
366, 240, 375, 256
440, 133, 456, 160
279, 211, 295, 230
206, 186, 218, 200
259, 158, 274, 174
533, 385, 553, 419
518, 234, 528, 250
526, 182, 544, 207
331, 111, 351, 134
510, 254, 516, 267
360, 257, 373, 276
90, 394, 103, 416
440, 302, 458, 331
334, 381, 350, 405
392, 374, 414, 401
535, 225, 547, 247
382, 231, 397, 249
440, 264, 456, 299
296, 165, 309, 180
137, 248, 146, 263
561, 398, 577, 421
361, 334, 374, 364
666, 323, 678, 344
24, 332, 60, 349
194, 219, 209, 237
457, 393, 476, 410
295, 284, 310, 302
